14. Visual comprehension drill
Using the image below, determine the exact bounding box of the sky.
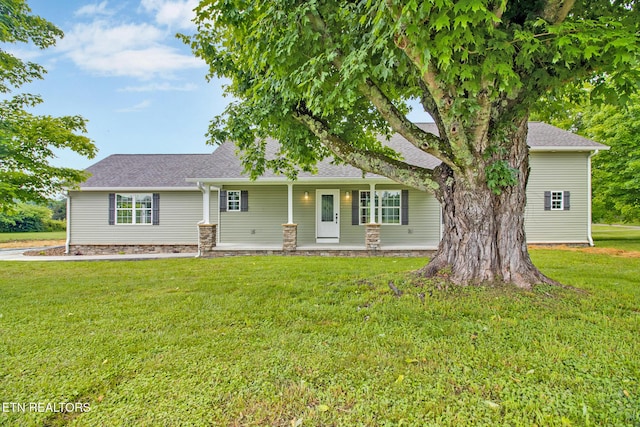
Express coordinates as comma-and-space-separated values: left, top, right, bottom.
12, 0, 429, 171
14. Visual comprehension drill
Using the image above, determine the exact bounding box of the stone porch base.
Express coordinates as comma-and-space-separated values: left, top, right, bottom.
68, 244, 198, 256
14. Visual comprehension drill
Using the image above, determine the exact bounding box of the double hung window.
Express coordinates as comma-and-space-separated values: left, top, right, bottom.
359, 190, 402, 224
116, 194, 152, 225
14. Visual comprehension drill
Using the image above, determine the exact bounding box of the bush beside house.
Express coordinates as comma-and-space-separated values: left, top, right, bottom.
0, 203, 65, 233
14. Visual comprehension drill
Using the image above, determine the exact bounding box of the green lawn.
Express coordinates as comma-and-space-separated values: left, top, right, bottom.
0, 253, 638, 426
592, 224, 640, 251
0, 231, 66, 243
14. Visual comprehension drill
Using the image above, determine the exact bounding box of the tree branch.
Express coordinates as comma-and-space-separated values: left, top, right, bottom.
292, 108, 441, 193
492, 1, 506, 27
542, 0, 576, 24
359, 77, 454, 163
305, 9, 455, 169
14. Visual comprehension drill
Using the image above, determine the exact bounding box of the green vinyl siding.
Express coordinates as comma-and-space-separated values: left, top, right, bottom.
525, 152, 590, 243
208, 187, 219, 227
290, 186, 361, 245
292, 184, 440, 247
293, 185, 326, 245
376, 185, 440, 247
69, 191, 201, 245
218, 185, 287, 245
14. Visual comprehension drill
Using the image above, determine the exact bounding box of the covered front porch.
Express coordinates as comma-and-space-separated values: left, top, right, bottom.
191, 178, 442, 256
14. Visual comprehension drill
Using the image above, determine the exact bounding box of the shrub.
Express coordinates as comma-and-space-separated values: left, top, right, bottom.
0, 203, 55, 232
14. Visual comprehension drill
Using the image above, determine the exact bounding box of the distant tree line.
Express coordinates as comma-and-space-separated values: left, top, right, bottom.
0, 200, 66, 232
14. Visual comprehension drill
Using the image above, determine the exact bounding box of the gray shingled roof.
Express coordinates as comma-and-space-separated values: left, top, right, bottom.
80, 122, 607, 188
81, 154, 215, 188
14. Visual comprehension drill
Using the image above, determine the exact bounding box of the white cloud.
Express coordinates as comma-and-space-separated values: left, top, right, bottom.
75, 1, 113, 17
56, 20, 204, 79
119, 82, 198, 92
140, 0, 198, 30
116, 99, 152, 112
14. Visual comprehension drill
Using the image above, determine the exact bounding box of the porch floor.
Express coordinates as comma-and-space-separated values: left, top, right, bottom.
203, 243, 437, 257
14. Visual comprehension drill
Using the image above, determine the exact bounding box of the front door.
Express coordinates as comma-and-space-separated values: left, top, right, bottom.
316, 189, 340, 243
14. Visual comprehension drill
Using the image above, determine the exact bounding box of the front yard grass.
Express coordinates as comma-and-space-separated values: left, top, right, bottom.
592, 224, 640, 252
0, 253, 638, 426
0, 231, 66, 249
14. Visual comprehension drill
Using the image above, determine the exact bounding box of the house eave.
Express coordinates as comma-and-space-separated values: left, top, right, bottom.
185, 177, 395, 185
529, 146, 609, 152
76, 186, 200, 192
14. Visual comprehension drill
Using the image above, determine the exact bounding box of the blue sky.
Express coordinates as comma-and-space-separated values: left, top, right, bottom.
12, 0, 222, 169
14, 0, 429, 171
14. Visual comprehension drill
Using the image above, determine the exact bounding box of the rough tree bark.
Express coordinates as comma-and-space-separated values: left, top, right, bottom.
422, 118, 557, 287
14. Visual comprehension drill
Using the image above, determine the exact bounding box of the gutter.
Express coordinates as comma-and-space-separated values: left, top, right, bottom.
65, 191, 71, 254
185, 177, 393, 186
78, 186, 199, 192
587, 150, 599, 247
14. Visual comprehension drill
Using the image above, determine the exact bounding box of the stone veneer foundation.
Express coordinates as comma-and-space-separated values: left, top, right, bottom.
201, 249, 435, 258
68, 244, 197, 255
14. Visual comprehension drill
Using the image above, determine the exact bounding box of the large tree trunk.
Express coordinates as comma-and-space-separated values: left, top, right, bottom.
419, 120, 557, 288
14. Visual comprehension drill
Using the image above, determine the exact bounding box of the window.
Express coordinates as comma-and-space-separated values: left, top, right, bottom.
360, 191, 372, 224
220, 190, 248, 213
227, 190, 241, 212
379, 190, 401, 224
116, 194, 152, 224
544, 191, 570, 211
551, 191, 563, 210
359, 190, 402, 224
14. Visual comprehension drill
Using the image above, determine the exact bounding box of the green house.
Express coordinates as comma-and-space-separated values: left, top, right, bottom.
66, 122, 607, 256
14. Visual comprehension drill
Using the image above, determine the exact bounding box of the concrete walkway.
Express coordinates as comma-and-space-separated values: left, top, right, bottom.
0, 247, 198, 262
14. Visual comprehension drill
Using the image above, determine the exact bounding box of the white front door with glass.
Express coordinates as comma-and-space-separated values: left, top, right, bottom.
316, 189, 340, 243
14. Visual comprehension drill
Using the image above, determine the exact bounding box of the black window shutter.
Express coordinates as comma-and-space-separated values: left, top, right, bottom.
220, 190, 227, 212
351, 190, 359, 225
563, 191, 571, 210
152, 193, 160, 225
108, 193, 115, 225
401, 190, 409, 225
240, 190, 249, 212
544, 191, 551, 211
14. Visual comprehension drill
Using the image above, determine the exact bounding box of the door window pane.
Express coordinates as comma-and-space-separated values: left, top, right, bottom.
321, 194, 334, 222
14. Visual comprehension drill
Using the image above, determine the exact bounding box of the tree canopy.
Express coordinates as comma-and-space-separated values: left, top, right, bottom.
184, 0, 640, 286
589, 98, 640, 223
0, 0, 97, 209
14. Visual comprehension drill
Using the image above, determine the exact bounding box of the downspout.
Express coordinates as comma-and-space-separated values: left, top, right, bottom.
65, 191, 71, 254
216, 187, 221, 244
587, 150, 598, 247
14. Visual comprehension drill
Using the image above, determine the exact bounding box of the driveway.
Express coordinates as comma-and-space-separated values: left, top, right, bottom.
0, 246, 198, 262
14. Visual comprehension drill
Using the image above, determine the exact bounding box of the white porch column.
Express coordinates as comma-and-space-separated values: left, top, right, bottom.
202, 184, 211, 224
369, 183, 377, 223
287, 183, 294, 224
